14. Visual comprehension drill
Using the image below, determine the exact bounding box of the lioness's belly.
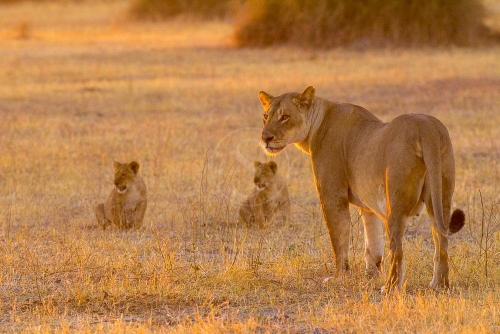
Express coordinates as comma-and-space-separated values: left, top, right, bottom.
349, 178, 425, 221
348, 187, 388, 219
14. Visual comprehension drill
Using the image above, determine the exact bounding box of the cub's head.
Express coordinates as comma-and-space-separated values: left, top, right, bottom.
253, 161, 278, 191
258, 86, 316, 155
113, 161, 140, 194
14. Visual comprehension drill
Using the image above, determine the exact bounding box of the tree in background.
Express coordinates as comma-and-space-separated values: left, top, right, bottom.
128, 0, 495, 47
234, 0, 491, 47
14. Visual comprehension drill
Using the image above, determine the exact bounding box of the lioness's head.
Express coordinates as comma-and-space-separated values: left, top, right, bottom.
113, 161, 140, 194
253, 161, 278, 191
258, 86, 316, 155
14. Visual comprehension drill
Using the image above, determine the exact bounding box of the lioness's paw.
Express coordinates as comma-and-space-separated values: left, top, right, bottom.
429, 279, 449, 290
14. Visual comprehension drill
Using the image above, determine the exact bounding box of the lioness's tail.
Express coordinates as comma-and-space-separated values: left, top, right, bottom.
449, 209, 465, 234
421, 120, 465, 237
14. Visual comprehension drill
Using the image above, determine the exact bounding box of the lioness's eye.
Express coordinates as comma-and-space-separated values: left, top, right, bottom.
280, 115, 290, 122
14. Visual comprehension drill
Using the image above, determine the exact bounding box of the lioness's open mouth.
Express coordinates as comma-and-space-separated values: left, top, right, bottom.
265, 146, 285, 154
116, 186, 128, 194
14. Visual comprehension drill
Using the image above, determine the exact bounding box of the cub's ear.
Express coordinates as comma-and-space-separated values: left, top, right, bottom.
292, 86, 316, 112
267, 161, 278, 174
254, 161, 262, 169
258, 91, 274, 112
128, 161, 140, 174
113, 161, 122, 172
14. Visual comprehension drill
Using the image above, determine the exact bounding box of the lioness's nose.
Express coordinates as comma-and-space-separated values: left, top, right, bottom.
261, 131, 274, 143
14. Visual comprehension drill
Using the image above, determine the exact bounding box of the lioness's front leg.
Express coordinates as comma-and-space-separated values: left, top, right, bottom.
360, 210, 384, 277
318, 192, 351, 273
312, 160, 351, 272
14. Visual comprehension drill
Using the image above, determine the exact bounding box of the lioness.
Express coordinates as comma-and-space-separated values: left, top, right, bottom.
258, 86, 465, 291
239, 161, 290, 228
95, 161, 147, 229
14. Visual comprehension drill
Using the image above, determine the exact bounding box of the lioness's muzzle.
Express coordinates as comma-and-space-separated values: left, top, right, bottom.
261, 130, 274, 144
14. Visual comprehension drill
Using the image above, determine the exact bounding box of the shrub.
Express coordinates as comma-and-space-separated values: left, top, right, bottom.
234, 0, 491, 48
129, 0, 234, 20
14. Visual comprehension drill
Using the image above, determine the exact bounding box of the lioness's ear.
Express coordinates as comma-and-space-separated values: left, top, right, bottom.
128, 161, 140, 174
292, 86, 316, 112
113, 161, 122, 172
254, 161, 262, 169
268, 161, 278, 174
258, 91, 274, 112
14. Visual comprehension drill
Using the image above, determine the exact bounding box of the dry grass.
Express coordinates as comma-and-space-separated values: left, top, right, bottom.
0, 1, 499, 332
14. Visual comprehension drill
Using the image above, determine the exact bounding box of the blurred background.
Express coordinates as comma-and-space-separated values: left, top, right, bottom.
1, 0, 499, 47
1, 0, 500, 331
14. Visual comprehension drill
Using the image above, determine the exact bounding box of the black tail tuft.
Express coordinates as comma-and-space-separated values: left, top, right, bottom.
449, 209, 465, 234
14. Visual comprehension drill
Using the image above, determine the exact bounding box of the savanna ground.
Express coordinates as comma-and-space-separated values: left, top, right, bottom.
1, 1, 500, 332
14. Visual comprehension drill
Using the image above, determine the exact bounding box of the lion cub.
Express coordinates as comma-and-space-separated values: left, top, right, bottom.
95, 161, 147, 229
239, 161, 290, 227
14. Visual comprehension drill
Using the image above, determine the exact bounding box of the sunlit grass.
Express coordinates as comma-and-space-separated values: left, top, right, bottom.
0, 1, 499, 332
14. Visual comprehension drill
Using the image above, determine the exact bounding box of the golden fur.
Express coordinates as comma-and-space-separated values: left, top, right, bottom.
95, 161, 147, 229
258, 86, 465, 291
239, 161, 290, 228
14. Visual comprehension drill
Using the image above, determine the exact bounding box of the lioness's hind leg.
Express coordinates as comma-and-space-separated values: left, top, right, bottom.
425, 200, 450, 288
384, 212, 406, 292
430, 225, 449, 288
95, 203, 110, 229
383, 161, 425, 292
423, 176, 452, 289
360, 210, 384, 278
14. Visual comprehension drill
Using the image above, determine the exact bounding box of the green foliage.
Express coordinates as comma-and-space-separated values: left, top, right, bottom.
129, 0, 234, 20
234, 0, 491, 47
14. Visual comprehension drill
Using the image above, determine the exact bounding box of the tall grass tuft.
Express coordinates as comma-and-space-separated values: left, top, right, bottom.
234, 0, 491, 48
129, 0, 234, 20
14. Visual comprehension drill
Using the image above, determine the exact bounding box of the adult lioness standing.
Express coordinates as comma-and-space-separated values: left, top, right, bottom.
258, 86, 465, 291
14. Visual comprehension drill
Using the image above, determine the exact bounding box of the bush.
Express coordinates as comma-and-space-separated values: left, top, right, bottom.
129, 0, 234, 20
234, 0, 491, 48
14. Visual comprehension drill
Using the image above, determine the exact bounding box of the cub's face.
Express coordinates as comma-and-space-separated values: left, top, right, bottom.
253, 161, 278, 191
259, 86, 316, 155
113, 161, 140, 194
